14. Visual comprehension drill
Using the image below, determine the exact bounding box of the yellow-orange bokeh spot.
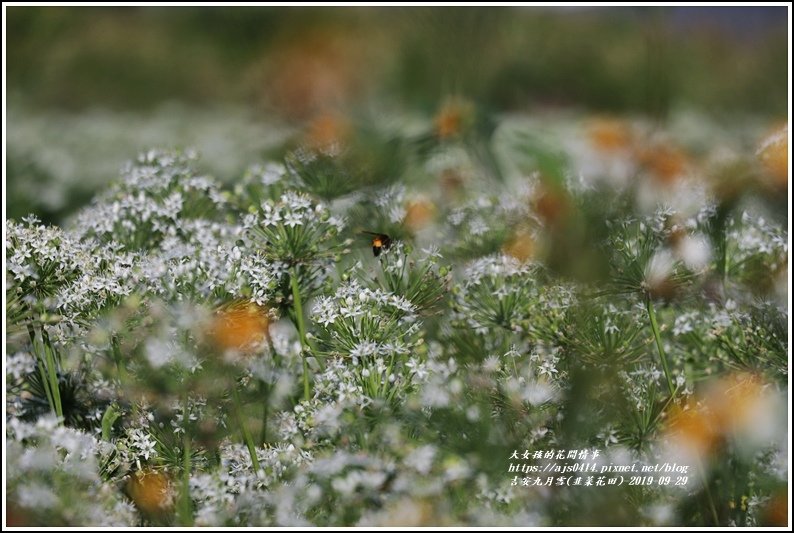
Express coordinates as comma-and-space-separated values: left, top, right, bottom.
127, 470, 174, 517
532, 183, 570, 226
304, 112, 352, 152
667, 404, 721, 456
404, 198, 436, 232
211, 302, 271, 353
760, 490, 788, 526
587, 118, 634, 153
636, 142, 689, 186
435, 99, 473, 140
503, 229, 535, 263
440, 169, 466, 199
265, 31, 364, 119
757, 124, 788, 189
665, 372, 770, 457
703, 372, 765, 433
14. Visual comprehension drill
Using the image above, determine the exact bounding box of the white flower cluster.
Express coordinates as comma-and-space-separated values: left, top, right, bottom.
372, 184, 408, 224
243, 190, 349, 299
462, 253, 536, 288
312, 280, 417, 333
6, 216, 139, 326
6, 351, 37, 381
189, 442, 312, 526
444, 196, 525, 256
274, 281, 428, 445
6, 416, 137, 525
9, 151, 288, 316
275, 445, 473, 526
247, 191, 344, 234
618, 366, 666, 411
310, 282, 421, 388
73, 149, 228, 251
451, 254, 539, 334
247, 162, 289, 188
732, 212, 787, 263
139, 218, 280, 305
416, 356, 461, 409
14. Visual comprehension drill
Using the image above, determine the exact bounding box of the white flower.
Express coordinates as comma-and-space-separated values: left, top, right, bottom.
523, 380, 557, 406
677, 234, 711, 271
258, 162, 286, 185
350, 341, 377, 359
284, 192, 312, 211
482, 355, 501, 373
6, 352, 36, 380
261, 209, 282, 227
645, 249, 675, 288
469, 216, 488, 236
312, 297, 338, 326
283, 211, 303, 228
604, 317, 620, 334
598, 426, 620, 447
406, 357, 428, 380
673, 312, 697, 336
129, 428, 158, 461
538, 360, 558, 378
405, 445, 437, 475
17, 483, 59, 509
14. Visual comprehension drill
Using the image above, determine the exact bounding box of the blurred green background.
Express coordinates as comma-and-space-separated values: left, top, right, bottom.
7, 6, 787, 115
6, 6, 789, 222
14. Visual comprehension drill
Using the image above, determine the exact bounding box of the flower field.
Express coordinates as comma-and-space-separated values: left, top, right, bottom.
4, 6, 790, 528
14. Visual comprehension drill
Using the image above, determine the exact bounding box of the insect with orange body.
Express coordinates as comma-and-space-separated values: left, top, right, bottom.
361, 231, 392, 257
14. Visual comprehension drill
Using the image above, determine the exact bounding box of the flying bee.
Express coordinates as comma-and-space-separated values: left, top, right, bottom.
361, 231, 392, 257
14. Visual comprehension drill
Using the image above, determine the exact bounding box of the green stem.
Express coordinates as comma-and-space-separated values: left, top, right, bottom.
41, 329, 63, 419
697, 455, 720, 525
714, 205, 729, 287
179, 391, 193, 526
111, 334, 129, 385
35, 357, 55, 415
231, 384, 260, 473
27, 327, 52, 412
645, 295, 675, 397
28, 325, 62, 418
259, 382, 270, 445
290, 268, 311, 401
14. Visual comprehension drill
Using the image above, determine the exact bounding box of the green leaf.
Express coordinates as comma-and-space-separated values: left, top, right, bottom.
101, 403, 121, 441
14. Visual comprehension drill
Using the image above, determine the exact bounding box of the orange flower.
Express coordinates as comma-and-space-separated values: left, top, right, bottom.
435, 99, 473, 140
304, 112, 351, 152
503, 228, 535, 263
210, 302, 271, 354
760, 490, 788, 526
667, 403, 721, 457
439, 169, 466, 199
264, 30, 366, 119
703, 372, 766, 434
587, 117, 633, 153
757, 124, 788, 190
636, 142, 690, 186
665, 372, 771, 457
127, 470, 174, 517
532, 183, 570, 226
404, 198, 436, 232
